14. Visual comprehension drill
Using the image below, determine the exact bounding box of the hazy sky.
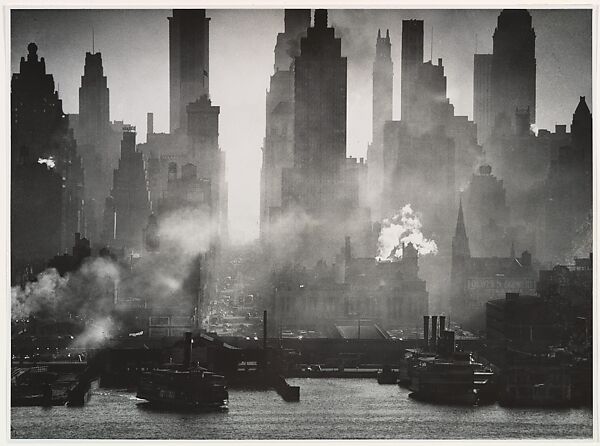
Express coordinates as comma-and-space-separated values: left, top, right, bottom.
11, 9, 592, 243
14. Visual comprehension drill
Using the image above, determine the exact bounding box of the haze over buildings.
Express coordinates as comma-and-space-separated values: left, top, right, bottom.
11, 9, 592, 243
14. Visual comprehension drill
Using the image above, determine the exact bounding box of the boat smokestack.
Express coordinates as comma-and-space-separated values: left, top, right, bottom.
183, 331, 192, 370
263, 310, 268, 350
423, 316, 430, 350
439, 315, 446, 334
431, 316, 438, 352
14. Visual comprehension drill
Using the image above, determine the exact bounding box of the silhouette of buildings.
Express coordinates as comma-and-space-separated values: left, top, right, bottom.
169, 9, 210, 133
274, 9, 373, 263
382, 20, 481, 237
11, 43, 84, 283
474, 10, 536, 144
110, 126, 151, 251
72, 51, 115, 243
48, 232, 92, 276
140, 9, 228, 243
463, 164, 510, 257
401, 19, 423, 123
260, 9, 310, 242
367, 29, 393, 222
491, 10, 536, 135
473, 54, 493, 144
270, 238, 428, 328
292, 9, 346, 181
538, 97, 593, 262
450, 202, 536, 332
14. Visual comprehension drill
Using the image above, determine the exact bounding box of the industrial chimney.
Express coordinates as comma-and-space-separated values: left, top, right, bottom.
439, 315, 446, 334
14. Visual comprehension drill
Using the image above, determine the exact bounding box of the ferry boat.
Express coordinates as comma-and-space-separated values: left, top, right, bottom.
409, 352, 495, 405
136, 332, 229, 410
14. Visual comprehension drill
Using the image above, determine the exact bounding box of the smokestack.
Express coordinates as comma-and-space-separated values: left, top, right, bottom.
431, 315, 438, 352
147, 112, 154, 136
263, 310, 267, 350
439, 315, 446, 334
183, 331, 192, 370
423, 316, 430, 350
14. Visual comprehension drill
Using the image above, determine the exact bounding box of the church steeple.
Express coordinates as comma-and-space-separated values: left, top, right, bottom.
452, 198, 471, 258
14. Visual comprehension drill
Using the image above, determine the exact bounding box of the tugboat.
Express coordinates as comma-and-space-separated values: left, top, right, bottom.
136, 332, 229, 410
409, 351, 495, 405
406, 315, 496, 405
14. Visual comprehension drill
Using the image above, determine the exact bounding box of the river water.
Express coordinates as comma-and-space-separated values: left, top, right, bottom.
11, 378, 593, 440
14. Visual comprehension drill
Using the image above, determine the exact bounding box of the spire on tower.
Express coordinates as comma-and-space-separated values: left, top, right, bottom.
452, 198, 471, 259
378, 28, 381, 39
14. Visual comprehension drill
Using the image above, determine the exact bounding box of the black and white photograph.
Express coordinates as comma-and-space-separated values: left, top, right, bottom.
5, 3, 596, 441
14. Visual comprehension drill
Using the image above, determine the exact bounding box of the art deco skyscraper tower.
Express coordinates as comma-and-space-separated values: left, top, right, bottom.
491, 9, 536, 134
368, 29, 393, 221
169, 9, 210, 133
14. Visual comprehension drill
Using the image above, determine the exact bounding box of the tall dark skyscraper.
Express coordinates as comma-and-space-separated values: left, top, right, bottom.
401, 19, 424, 122
372, 29, 393, 148
280, 9, 372, 264
78, 52, 109, 147
367, 29, 393, 222
76, 51, 113, 243
111, 127, 151, 250
169, 9, 210, 133
293, 9, 347, 181
473, 53, 493, 144
11, 42, 84, 282
260, 9, 310, 242
491, 9, 536, 135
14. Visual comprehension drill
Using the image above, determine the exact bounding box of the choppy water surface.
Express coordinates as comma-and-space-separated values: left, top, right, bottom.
11, 378, 593, 440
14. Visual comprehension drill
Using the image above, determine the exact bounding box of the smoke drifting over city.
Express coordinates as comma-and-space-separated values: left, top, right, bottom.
9, 7, 593, 439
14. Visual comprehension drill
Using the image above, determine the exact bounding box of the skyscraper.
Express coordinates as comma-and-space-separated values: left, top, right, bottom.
491, 9, 536, 135
367, 29, 393, 222
11, 42, 84, 282
473, 53, 493, 144
169, 9, 210, 133
372, 29, 393, 148
280, 9, 372, 263
78, 52, 109, 147
401, 19, 423, 122
77, 51, 113, 243
293, 9, 347, 185
110, 127, 151, 251
273, 9, 311, 72
260, 10, 310, 242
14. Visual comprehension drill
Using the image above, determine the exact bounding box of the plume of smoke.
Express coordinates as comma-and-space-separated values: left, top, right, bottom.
37, 157, 56, 169
71, 316, 117, 349
11, 268, 68, 320
11, 257, 121, 348
157, 206, 215, 257
11, 257, 120, 320
377, 204, 438, 260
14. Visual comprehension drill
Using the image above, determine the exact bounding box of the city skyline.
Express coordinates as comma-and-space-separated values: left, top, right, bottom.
10, 8, 592, 243
8, 7, 594, 439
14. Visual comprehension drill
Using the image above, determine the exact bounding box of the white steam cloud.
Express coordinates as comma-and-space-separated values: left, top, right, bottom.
377, 204, 438, 260
37, 157, 56, 169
